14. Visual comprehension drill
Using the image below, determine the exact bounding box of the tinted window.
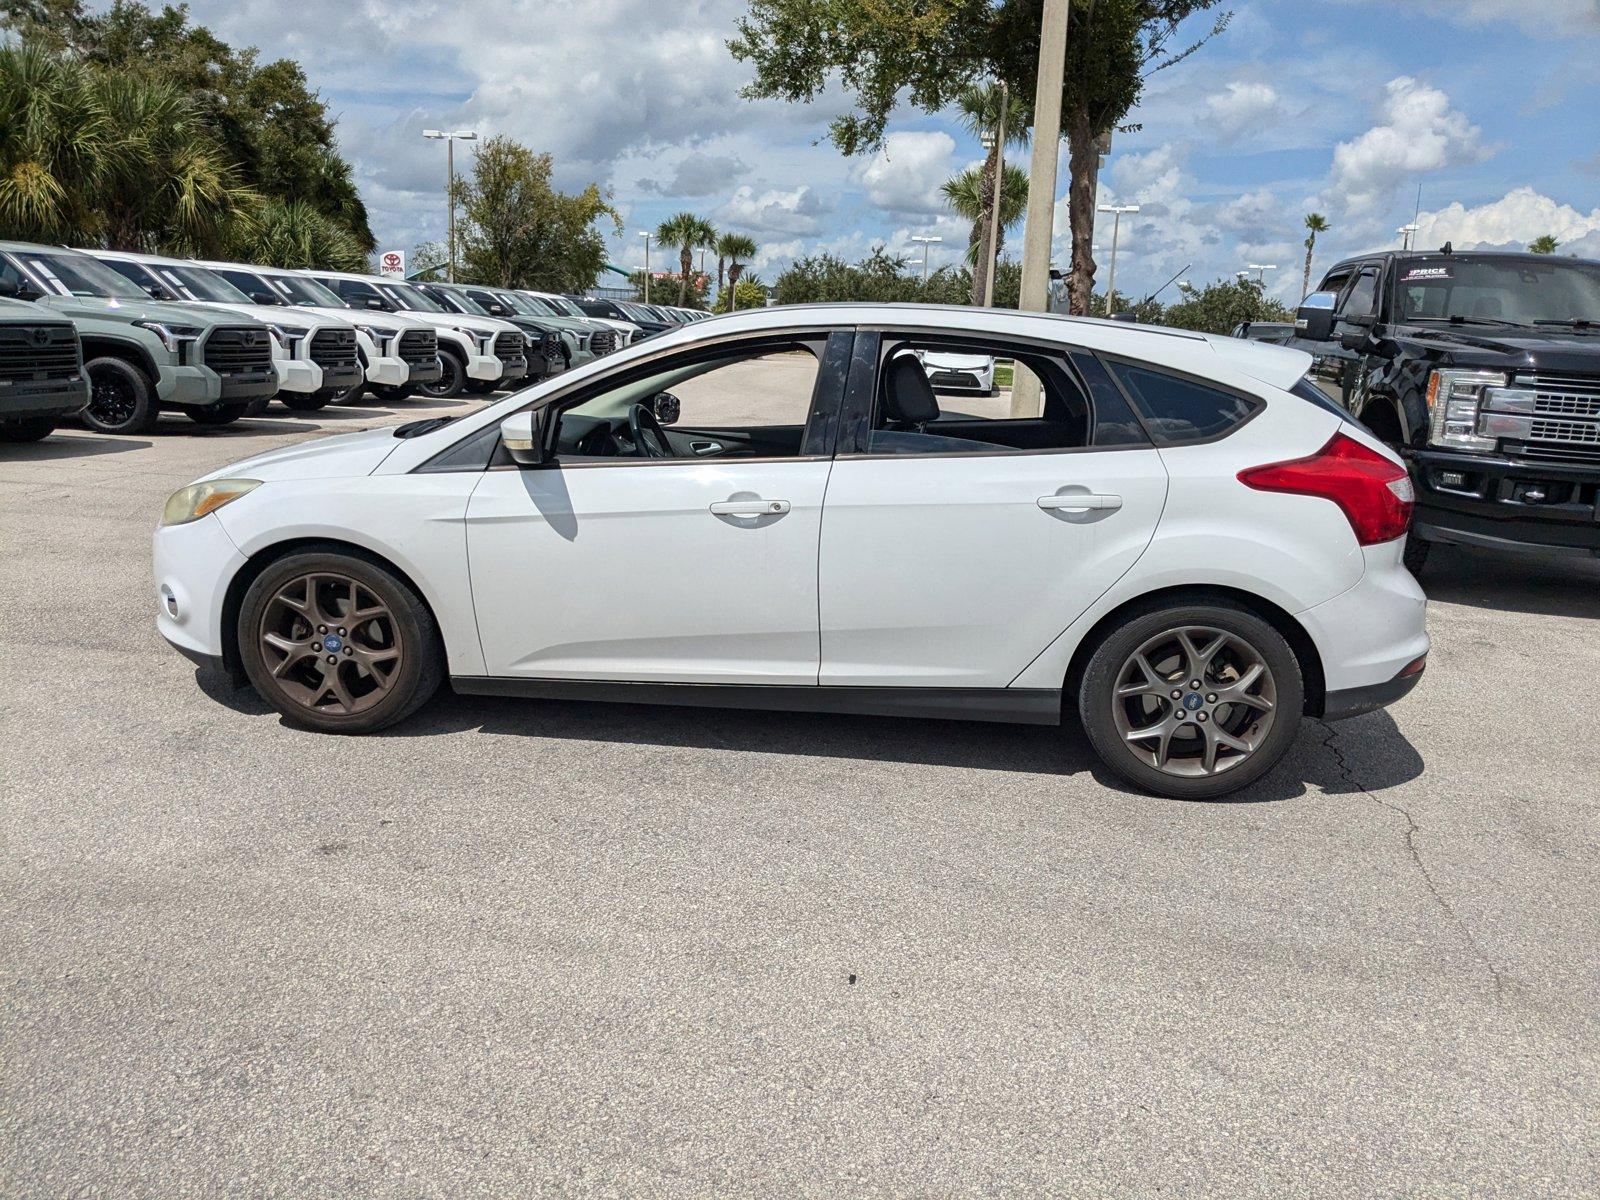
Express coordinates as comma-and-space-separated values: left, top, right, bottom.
1341, 268, 1379, 319
101, 259, 163, 294
1105, 361, 1258, 443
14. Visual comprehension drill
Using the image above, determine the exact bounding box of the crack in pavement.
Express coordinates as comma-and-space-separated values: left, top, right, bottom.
1317, 720, 1509, 1001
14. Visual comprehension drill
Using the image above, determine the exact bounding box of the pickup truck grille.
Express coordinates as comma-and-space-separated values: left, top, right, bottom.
308, 327, 359, 370
397, 329, 438, 365
493, 331, 525, 361
589, 330, 617, 356
0, 323, 79, 380
539, 332, 562, 359
203, 327, 272, 376
1508, 373, 1600, 458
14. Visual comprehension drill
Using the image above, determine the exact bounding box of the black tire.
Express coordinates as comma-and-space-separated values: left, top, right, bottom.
0, 416, 58, 442
82, 356, 157, 435
238, 550, 444, 734
279, 391, 331, 412
1077, 599, 1305, 801
1402, 534, 1430, 576
370, 384, 417, 403
417, 351, 464, 399
463, 378, 498, 395
187, 403, 250, 426
329, 380, 366, 405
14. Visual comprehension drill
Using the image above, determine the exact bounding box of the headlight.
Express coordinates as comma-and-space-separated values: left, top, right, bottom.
161, 478, 261, 527
135, 320, 203, 353
352, 324, 388, 347
267, 324, 307, 351
1425, 369, 1505, 452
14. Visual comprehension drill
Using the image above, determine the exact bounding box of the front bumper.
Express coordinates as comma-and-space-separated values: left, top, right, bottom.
494, 354, 530, 384
464, 353, 503, 382
1408, 447, 1600, 557
153, 512, 245, 666
363, 355, 411, 387
275, 357, 322, 396
0, 377, 87, 420
157, 363, 278, 408
404, 357, 444, 386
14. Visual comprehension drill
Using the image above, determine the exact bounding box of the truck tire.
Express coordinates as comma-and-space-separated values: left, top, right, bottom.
187, 403, 250, 427
417, 350, 464, 400
279, 392, 331, 412
1403, 534, 1430, 576
0, 416, 58, 442
82, 356, 157, 435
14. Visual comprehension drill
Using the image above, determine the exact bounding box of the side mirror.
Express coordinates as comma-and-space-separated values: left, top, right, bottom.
0, 276, 19, 299
1295, 291, 1338, 341
250, 290, 285, 306
652, 391, 681, 425
145, 284, 176, 301
500, 407, 550, 466
364, 296, 390, 311
487, 303, 508, 316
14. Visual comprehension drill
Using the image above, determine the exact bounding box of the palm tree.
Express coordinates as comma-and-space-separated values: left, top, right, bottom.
952, 82, 1031, 304
656, 211, 717, 305
233, 199, 370, 271
719, 234, 758, 310
1529, 234, 1559, 254
1302, 213, 1330, 299
714, 231, 747, 301
0, 45, 110, 244
941, 163, 1028, 268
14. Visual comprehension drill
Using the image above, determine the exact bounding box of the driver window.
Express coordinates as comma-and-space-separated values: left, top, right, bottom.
556, 344, 824, 462
1340, 268, 1379, 319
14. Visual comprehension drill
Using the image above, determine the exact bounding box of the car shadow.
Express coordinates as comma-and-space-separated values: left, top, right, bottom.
1421, 543, 1600, 619
0, 432, 152, 459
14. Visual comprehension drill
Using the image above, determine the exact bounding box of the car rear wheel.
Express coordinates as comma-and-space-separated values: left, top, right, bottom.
238, 551, 444, 734
1078, 601, 1304, 800
82, 357, 156, 435
417, 352, 464, 399
0, 416, 57, 442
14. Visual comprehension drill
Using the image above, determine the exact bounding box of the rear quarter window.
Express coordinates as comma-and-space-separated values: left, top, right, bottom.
1104, 360, 1260, 444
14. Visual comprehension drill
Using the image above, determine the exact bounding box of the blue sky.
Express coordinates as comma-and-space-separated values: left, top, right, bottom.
179, 0, 1600, 300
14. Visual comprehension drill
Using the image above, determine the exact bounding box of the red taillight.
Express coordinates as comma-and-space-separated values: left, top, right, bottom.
1238, 431, 1414, 545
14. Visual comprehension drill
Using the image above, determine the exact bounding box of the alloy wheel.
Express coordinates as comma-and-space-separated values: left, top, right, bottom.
87, 372, 138, 428
1111, 625, 1277, 778
256, 572, 403, 716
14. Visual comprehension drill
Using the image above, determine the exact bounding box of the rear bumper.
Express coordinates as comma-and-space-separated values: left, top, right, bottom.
1297, 538, 1430, 702
1324, 662, 1425, 721
1409, 447, 1600, 557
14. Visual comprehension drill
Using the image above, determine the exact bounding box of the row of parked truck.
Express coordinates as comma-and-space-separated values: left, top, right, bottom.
0, 239, 711, 441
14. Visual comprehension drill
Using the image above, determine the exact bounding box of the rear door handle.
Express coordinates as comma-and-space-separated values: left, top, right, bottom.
710, 499, 790, 516
1038, 493, 1122, 512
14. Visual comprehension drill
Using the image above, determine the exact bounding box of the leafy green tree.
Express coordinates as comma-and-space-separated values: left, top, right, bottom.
0, 44, 109, 242
1528, 233, 1559, 254
232, 199, 368, 271
1, 0, 374, 250
656, 212, 718, 305
942, 161, 1028, 269
730, 0, 1229, 315
713, 273, 768, 313
773, 246, 969, 305
407, 240, 449, 281
455, 136, 619, 292
1302, 212, 1329, 298
718, 233, 758, 309
1161, 277, 1290, 335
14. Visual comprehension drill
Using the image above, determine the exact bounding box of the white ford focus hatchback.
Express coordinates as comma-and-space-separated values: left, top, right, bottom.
154, 305, 1428, 799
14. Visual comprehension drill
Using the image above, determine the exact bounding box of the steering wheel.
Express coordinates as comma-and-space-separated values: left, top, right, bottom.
626, 402, 673, 459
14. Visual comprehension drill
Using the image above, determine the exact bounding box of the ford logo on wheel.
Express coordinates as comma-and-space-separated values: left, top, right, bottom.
1183, 692, 1205, 711
322, 634, 342, 653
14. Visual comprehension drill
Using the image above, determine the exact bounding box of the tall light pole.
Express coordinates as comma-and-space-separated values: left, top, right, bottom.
980, 79, 1010, 308
1246, 262, 1278, 284
1013, 0, 1070, 416
1097, 203, 1140, 316
638, 231, 652, 304
1397, 223, 1418, 251
911, 235, 942, 283
422, 129, 478, 283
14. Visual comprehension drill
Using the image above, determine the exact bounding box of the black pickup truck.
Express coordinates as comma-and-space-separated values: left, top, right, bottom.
1291, 248, 1600, 571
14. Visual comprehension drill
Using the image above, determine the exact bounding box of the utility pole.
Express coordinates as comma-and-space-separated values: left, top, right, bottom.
422, 129, 478, 283
1098, 204, 1139, 315
639, 231, 652, 304
982, 80, 1010, 308
911, 235, 942, 283
1012, 0, 1070, 416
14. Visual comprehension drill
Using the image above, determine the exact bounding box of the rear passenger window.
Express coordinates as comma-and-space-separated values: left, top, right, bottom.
1105, 360, 1259, 444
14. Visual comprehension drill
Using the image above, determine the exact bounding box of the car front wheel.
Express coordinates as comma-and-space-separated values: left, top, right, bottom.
238, 551, 444, 734
1077, 601, 1303, 800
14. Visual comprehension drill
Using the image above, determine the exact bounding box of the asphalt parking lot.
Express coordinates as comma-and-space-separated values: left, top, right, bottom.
3, 391, 1598, 1197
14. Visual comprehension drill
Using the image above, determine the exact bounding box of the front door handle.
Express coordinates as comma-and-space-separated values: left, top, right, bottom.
690, 440, 723, 455
710, 499, 790, 516
1038, 493, 1122, 512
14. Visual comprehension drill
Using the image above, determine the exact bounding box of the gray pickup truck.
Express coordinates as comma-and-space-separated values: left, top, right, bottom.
0, 296, 88, 442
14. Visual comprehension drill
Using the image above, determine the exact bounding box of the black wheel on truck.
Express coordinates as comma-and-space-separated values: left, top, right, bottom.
82, 356, 157, 435
187, 403, 250, 427
0, 416, 58, 442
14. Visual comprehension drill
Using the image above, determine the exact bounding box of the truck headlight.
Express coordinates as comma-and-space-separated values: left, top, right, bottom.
161, 478, 261, 527
1426, 369, 1503, 453
135, 320, 203, 355
267, 324, 307, 352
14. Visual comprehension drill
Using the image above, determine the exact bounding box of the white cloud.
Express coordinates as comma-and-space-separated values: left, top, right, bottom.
1415, 186, 1600, 249
855, 131, 957, 214
1324, 77, 1489, 217
1203, 81, 1283, 139
716, 186, 830, 236
1413, 0, 1600, 36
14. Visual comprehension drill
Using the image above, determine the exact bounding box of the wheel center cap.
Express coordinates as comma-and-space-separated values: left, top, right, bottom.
322, 634, 343, 653
1183, 692, 1205, 711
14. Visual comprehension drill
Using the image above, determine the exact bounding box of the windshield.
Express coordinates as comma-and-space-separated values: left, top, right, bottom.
1392, 256, 1600, 325
155, 264, 251, 304
264, 273, 344, 308
619, 301, 655, 322
377, 281, 445, 313
438, 288, 491, 316
18, 251, 148, 300
504, 292, 551, 316
542, 294, 587, 318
